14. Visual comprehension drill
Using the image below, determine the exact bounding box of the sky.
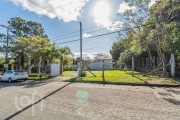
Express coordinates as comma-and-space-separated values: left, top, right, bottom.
0, 0, 156, 59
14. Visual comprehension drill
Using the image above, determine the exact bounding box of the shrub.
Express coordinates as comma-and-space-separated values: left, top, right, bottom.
29, 74, 40, 77
81, 70, 87, 77
39, 74, 43, 78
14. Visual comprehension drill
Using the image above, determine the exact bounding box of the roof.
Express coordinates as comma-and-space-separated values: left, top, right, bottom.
90, 61, 113, 64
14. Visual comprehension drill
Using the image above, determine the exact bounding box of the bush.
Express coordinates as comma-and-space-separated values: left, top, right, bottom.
29, 74, 40, 77
81, 70, 87, 77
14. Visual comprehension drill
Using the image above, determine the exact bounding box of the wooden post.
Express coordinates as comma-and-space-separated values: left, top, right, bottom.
132, 56, 134, 77
146, 58, 148, 68
162, 53, 165, 73
102, 60, 105, 85
38, 63, 41, 74
28, 60, 31, 75
142, 57, 144, 70
171, 53, 175, 77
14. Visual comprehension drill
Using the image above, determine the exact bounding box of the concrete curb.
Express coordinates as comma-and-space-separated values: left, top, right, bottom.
66, 81, 180, 88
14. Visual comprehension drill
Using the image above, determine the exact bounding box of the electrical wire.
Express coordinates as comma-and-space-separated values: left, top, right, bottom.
27, 0, 79, 23
55, 30, 120, 45
50, 27, 108, 41
0, 0, 76, 23
49, 16, 122, 40
51, 34, 80, 41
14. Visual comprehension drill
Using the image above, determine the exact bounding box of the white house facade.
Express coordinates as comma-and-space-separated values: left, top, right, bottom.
90, 61, 113, 70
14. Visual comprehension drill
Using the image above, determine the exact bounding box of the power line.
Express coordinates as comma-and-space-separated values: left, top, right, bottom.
55, 26, 140, 45
27, 0, 79, 23
72, 39, 112, 50
49, 16, 121, 38
49, 30, 80, 39
0, 0, 76, 23
48, 17, 110, 38
0, 0, 49, 23
51, 34, 80, 41
50, 18, 123, 41
50, 27, 112, 42
55, 39, 80, 45
55, 30, 120, 45
83, 44, 110, 51
84, 31, 118, 40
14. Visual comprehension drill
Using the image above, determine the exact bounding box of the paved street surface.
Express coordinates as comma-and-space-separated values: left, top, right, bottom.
0, 77, 180, 120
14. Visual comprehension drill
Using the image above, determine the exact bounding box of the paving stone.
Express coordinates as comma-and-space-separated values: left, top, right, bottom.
86, 111, 95, 118
44, 82, 180, 120
93, 113, 102, 119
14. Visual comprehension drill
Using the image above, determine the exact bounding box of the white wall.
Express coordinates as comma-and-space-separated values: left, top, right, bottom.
90, 62, 112, 70
51, 63, 60, 76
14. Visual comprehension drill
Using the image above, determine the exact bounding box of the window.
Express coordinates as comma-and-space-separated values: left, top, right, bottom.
8, 71, 13, 74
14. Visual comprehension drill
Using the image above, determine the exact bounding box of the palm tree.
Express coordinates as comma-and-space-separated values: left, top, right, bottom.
59, 46, 73, 75
39, 44, 59, 73
45, 44, 60, 63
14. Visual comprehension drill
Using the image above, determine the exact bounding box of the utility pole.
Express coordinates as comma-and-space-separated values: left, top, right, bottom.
80, 22, 82, 77
0, 25, 9, 71
132, 56, 134, 77
6, 26, 9, 66
171, 53, 175, 77
102, 59, 105, 85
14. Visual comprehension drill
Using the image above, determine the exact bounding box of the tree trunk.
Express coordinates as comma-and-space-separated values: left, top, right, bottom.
132, 56, 134, 77
147, 48, 156, 69
21, 52, 24, 69
171, 53, 175, 77
60, 57, 63, 75
162, 53, 166, 73
102, 60, 105, 85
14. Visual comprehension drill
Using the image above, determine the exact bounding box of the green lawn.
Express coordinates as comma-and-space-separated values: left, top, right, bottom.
28, 74, 51, 80
67, 70, 180, 85
62, 71, 74, 76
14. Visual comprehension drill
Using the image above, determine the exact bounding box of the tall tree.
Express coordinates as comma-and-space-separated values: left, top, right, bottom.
45, 44, 60, 63
8, 17, 48, 39
110, 41, 125, 63
11, 37, 50, 69
59, 46, 73, 75
94, 53, 111, 61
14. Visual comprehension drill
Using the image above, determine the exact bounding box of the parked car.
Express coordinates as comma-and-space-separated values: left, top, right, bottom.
0, 70, 28, 83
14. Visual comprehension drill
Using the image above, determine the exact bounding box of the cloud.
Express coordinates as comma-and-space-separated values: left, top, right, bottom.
73, 52, 96, 59
9, 0, 89, 22
73, 52, 111, 59
149, 0, 157, 8
83, 33, 92, 38
109, 21, 123, 31
118, 2, 136, 13
92, 1, 123, 31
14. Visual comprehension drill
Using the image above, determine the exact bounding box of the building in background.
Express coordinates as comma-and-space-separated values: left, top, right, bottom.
90, 61, 113, 70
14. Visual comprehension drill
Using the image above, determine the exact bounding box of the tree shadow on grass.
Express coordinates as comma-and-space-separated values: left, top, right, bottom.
170, 77, 180, 84
133, 76, 156, 89
133, 76, 149, 84
68, 77, 104, 84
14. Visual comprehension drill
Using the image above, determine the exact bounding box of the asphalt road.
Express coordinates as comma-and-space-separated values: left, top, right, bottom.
0, 77, 180, 120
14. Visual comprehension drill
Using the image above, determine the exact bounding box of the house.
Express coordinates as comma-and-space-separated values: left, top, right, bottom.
90, 61, 113, 70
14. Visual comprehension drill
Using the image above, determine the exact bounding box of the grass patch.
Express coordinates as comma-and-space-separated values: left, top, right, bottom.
67, 70, 180, 85
68, 70, 147, 84
62, 71, 74, 76
28, 74, 51, 80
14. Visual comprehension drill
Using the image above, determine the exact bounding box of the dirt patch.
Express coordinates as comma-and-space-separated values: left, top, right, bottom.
146, 78, 180, 85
